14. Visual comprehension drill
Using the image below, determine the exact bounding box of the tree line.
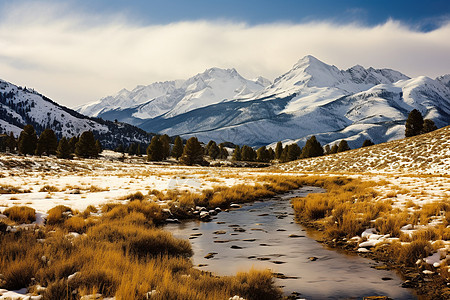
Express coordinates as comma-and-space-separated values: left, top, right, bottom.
0, 124, 102, 159
0, 109, 438, 165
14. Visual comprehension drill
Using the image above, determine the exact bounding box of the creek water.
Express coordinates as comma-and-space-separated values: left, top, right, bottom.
164, 187, 416, 299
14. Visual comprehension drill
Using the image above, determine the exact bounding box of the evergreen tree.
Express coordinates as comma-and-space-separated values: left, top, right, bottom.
405, 109, 424, 137
268, 148, 275, 160
218, 144, 229, 160
337, 140, 350, 153
232, 145, 241, 161
160, 134, 171, 159
180, 137, 205, 165
56, 137, 71, 159
300, 136, 323, 158
95, 140, 102, 155
136, 144, 142, 156
6, 132, 17, 153
324, 145, 331, 155
330, 144, 338, 154
127, 143, 137, 156
147, 136, 164, 161
241, 145, 256, 161
275, 141, 283, 160
422, 119, 437, 134
171, 136, 183, 159
287, 143, 302, 161
75, 131, 99, 158
256, 146, 271, 162
280, 146, 288, 162
68, 136, 78, 154
362, 139, 374, 147
36, 128, 58, 156
18, 124, 37, 155
208, 141, 220, 159
115, 144, 125, 153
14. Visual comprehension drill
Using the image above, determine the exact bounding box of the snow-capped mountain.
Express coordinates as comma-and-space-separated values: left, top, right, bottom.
0, 79, 153, 149
80, 56, 450, 148
77, 67, 271, 125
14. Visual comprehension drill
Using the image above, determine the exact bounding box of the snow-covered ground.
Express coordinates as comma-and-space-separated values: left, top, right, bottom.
0, 151, 258, 217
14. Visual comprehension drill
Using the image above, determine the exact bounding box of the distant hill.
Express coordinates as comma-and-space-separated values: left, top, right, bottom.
0, 79, 153, 149
278, 125, 450, 174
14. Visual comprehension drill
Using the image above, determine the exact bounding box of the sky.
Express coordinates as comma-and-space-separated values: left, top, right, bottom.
0, 0, 449, 108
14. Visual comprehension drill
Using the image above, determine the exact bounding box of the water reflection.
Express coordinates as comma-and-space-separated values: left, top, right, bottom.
165, 187, 416, 299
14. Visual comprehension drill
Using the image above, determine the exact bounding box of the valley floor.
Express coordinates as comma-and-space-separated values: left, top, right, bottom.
0, 151, 449, 299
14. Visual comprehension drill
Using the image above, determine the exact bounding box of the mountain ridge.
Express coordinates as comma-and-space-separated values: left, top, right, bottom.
78, 55, 449, 148
0, 79, 153, 149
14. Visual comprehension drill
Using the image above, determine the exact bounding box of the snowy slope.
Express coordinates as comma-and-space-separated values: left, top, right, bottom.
0, 79, 153, 148
81, 56, 450, 147
77, 67, 271, 124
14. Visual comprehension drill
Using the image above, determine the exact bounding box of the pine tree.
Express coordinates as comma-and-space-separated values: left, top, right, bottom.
268, 148, 275, 160
136, 144, 142, 156
127, 143, 137, 156
330, 144, 338, 154
275, 141, 283, 160
324, 145, 331, 155
208, 141, 220, 159
405, 109, 424, 137
337, 140, 350, 153
36, 128, 58, 156
219, 145, 229, 159
68, 136, 78, 154
300, 136, 323, 158
241, 145, 256, 161
171, 136, 183, 159
180, 137, 205, 165
147, 136, 164, 161
232, 145, 241, 161
75, 131, 99, 158
256, 146, 270, 162
422, 119, 437, 134
362, 139, 374, 147
115, 144, 125, 153
18, 124, 37, 155
287, 143, 302, 161
160, 134, 171, 160
6, 132, 17, 153
95, 140, 102, 155
280, 146, 288, 162
56, 137, 71, 159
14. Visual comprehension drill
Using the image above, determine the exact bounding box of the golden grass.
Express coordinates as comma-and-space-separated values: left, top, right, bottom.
47, 205, 72, 225
3, 206, 36, 224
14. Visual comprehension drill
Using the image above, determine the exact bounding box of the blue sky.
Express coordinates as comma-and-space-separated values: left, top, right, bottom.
0, 0, 449, 107
68, 0, 449, 30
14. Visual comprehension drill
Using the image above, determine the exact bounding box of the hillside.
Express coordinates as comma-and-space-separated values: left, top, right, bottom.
0, 79, 153, 149
279, 125, 450, 174
78, 55, 450, 148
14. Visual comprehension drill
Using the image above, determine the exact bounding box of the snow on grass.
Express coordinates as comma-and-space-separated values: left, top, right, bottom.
0, 151, 261, 215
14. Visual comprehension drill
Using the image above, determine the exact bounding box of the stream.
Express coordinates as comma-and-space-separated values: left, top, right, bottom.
164, 187, 416, 299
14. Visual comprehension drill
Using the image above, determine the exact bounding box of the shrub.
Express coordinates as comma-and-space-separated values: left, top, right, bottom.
397, 240, 433, 266
47, 205, 72, 225
64, 216, 86, 233
39, 185, 59, 192
3, 258, 38, 290
232, 269, 282, 300
4, 206, 36, 223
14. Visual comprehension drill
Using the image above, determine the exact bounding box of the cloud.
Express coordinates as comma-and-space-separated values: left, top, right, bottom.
0, 2, 449, 108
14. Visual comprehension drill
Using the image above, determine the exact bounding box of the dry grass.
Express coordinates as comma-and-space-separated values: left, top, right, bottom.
0, 196, 282, 300
47, 205, 72, 225
0, 184, 31, 194
3, 206, 36, 224
39, 185, 59, 192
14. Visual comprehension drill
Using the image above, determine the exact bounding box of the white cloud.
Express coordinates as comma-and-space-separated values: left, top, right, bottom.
0, 2, 449, 108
